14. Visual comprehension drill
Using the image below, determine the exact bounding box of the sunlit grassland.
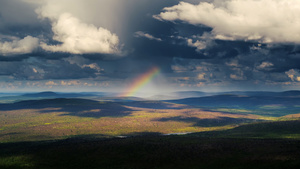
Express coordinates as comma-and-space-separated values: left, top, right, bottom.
1, 93, 300, 169
260, 104, 286, 109
210, 106, 300, 118
283, 113, 300, 118
1, 98, 300, 143
1, 99, 300, 169
0, 104, 278, 143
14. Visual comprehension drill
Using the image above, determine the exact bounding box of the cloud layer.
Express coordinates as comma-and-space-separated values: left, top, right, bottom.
0, 0, 300, 91
0, 35, 39, 56
155, 0, 300, 44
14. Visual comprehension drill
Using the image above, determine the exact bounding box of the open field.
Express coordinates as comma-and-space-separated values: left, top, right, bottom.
1, 91, 300, 168
0, 96, 294, 143
0, 100, 269, 142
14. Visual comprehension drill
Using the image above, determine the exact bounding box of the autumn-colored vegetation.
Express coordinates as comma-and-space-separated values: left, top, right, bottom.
1, 96, 300, 169
0, 98, 299, 143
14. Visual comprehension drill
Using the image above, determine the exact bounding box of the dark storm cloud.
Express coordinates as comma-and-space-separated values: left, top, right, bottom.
0, 56, 102, 80
147, 0, 300, 89
0, 0, 41, 36
0, 0, 44, 57
168, 42, 300, 88
127, 10, 254, 62
0, 0, 300, 91
0, 61, 22, 76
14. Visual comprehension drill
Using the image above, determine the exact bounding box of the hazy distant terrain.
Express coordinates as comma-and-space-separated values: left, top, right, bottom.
1, 91, 300, 142
1, 91, 300, 168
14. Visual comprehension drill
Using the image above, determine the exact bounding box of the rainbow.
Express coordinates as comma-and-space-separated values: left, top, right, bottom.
120, 66, 160, 97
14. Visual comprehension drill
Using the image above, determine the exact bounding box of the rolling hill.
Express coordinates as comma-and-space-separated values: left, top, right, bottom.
1, 91, 300, 168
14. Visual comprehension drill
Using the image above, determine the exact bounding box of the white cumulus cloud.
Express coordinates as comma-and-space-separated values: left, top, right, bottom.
0, 35, 39, 56
187, 33, 215, 52
256, 61, 274, 70
286, 69, 300, 82
82, 63, 102, 73
155, 0, 300, 44
36, 2, 120, 54
187, 39, 207, 51
39, 13, 120, 54
134, 31, 162, 41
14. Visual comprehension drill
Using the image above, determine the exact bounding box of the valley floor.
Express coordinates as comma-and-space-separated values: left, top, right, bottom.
1, 92, 300, 168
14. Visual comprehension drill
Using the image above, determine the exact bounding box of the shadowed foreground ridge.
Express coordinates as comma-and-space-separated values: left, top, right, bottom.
1, 132, 300, 169
1, 120, 300, 169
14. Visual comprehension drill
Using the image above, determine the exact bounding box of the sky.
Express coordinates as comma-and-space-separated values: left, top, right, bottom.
1, 0, 300, 95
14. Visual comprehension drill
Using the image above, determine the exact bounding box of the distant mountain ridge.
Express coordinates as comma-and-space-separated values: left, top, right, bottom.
22, 91, 59, 97
222, 90, 300, 97
149, 91, 212, 100
1, 90, 300, 103
21, 91, 99, 98
167, 91, 300, 108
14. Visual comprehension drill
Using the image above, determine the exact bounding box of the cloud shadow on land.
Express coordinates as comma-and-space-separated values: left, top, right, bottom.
0, 98, 133, 118
121, 101, 189, 110
154, 116, 263, 127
